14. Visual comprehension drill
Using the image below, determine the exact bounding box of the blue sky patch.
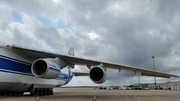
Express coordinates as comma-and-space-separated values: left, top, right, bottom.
36, 15, 83, 33
11, 10, 23, 23
56, 20, 74, 29
36, 15, 74, 30
36, 15, 52, 27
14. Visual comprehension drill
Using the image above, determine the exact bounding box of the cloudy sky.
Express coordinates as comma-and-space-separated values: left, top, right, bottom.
0, 0, 180, 86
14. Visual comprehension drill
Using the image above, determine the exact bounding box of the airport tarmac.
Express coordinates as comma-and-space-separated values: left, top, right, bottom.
1, 88, 180, 101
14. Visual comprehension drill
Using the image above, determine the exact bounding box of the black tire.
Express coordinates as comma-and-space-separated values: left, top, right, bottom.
30, 92, 34, 96
6, 93, 10, 96
11, 92, 15, 96
47, 89, 50, 95
17, 92, 24, 96
50, 89, 53, 95
35, 88, 39, 96
40, 89, 44, 96
0, 92, 5, 96
39, 89, 42, 96
43, 88, 46, 96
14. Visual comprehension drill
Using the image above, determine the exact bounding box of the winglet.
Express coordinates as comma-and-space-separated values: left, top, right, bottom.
68, 47, 74, 56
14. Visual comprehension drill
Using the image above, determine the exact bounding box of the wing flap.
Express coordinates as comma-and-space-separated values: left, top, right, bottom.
11, 44, 179, 78
141, 72, 170, 78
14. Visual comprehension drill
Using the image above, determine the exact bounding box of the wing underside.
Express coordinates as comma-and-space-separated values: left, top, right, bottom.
11, 45, 179, 78
72, 72, 89, 76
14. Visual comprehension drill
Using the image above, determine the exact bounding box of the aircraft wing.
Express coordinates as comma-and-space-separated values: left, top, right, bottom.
11, 45, 179, 78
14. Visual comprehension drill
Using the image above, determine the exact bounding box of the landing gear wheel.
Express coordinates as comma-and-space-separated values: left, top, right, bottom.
43, 88, 46, 96
47, 89, 50, 95
35, 88, 39, 96
0, 92, 5, 96
11, 93, 15, 96
50, 89, 53, 95
40, 89, 43, 96
45, 88, 49, 95
39, 89, 41, 96
20, 92, 24, 96
17, 92, 24, 96
30, 91, 34, 96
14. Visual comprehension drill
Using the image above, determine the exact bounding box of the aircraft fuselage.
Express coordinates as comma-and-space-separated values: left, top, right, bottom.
0, 45, 73, 95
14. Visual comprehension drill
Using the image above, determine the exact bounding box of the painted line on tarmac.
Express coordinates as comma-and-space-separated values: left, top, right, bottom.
124, 93, 138, 101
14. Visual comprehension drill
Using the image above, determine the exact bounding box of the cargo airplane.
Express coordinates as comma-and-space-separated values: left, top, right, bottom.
0, 44, 178, 96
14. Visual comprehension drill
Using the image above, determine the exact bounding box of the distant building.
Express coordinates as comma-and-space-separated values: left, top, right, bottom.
124, 81, 180, 90
98, 86, 121, 90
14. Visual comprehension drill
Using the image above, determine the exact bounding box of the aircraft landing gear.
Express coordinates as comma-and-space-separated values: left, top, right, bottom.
50, 89, 53, 95
30, 88, 53, 96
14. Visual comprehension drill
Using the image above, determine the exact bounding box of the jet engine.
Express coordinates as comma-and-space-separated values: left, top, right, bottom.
31, 59, 61, 79
89, 66, 107, 84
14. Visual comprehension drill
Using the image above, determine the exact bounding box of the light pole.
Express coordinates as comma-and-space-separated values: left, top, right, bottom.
138, 72, 140, 84
131, 73, 134, 89
129, 76, 131, 85
152, 56, 156, 88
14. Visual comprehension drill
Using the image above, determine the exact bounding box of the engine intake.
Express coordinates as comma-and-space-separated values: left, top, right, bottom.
89, 66, 107, 84
32, 58, 61, 79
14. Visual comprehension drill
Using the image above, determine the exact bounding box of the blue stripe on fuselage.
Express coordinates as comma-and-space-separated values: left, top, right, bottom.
0, 55, 69, 81
64, 66, 73, 85
0, 55, 31, 65
57, 73, 68, 80
0, 55, 32, 75
49, 67, 60, 73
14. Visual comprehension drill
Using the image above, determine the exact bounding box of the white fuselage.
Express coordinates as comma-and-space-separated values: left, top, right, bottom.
0, 46, 73, 92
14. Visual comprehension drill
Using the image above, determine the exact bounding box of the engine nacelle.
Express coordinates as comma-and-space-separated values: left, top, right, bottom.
89, 66, 107, 84
31, 58, 61, 79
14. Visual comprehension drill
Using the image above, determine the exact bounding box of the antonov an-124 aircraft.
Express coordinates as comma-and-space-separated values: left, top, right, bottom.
0, 44, 178, 96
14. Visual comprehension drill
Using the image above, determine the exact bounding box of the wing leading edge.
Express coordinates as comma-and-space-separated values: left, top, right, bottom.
11, 44, 179, 78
